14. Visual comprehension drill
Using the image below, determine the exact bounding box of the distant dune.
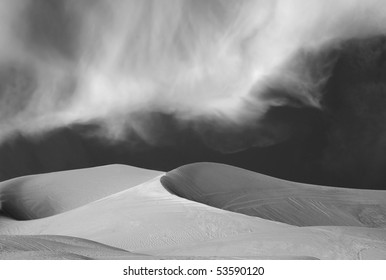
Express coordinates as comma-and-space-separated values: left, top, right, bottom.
162, 163, 386, 227
0, 163, 385, 259
0, 165, 162, 220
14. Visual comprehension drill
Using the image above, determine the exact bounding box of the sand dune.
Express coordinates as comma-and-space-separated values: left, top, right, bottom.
0, 235, 150, 260
0, 235, 318, 260
161, 163, 386, 227
0, 164, 162, 220
0, 163, 385, 259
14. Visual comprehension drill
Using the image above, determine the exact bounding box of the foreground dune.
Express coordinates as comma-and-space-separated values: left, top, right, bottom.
0, 235, 318, 260
0, 163, 385, 259
162, 163, 386, 227
0, 235, 151, 260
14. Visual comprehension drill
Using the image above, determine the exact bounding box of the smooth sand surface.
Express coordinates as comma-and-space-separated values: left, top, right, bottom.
0, 163, 385, 259
0, 164, 162, 220
161, 163, 386, 227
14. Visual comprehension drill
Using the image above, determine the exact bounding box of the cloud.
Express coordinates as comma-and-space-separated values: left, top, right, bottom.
1, 0, 386, 143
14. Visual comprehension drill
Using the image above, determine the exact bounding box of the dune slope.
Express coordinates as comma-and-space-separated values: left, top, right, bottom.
0, 235, 151, 260
161, 163, 386, 227
0, 164, 162, 220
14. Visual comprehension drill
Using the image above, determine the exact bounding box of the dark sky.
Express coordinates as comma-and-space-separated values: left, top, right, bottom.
1, 36, 386, 190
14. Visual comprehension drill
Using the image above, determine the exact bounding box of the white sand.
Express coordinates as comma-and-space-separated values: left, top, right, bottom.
0, 235, 151, 260
0, 163, 385, 259
162, 163, 386, 227
0, 164, 162, 219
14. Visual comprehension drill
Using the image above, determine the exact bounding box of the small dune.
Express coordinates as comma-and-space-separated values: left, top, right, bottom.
161, 163, 386, 227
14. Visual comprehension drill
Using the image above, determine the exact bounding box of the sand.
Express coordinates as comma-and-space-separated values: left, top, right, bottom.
0, 163, 385, 259
0, 235, 151, 260
0, 164, 162, 220
162, 163, 386, 227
